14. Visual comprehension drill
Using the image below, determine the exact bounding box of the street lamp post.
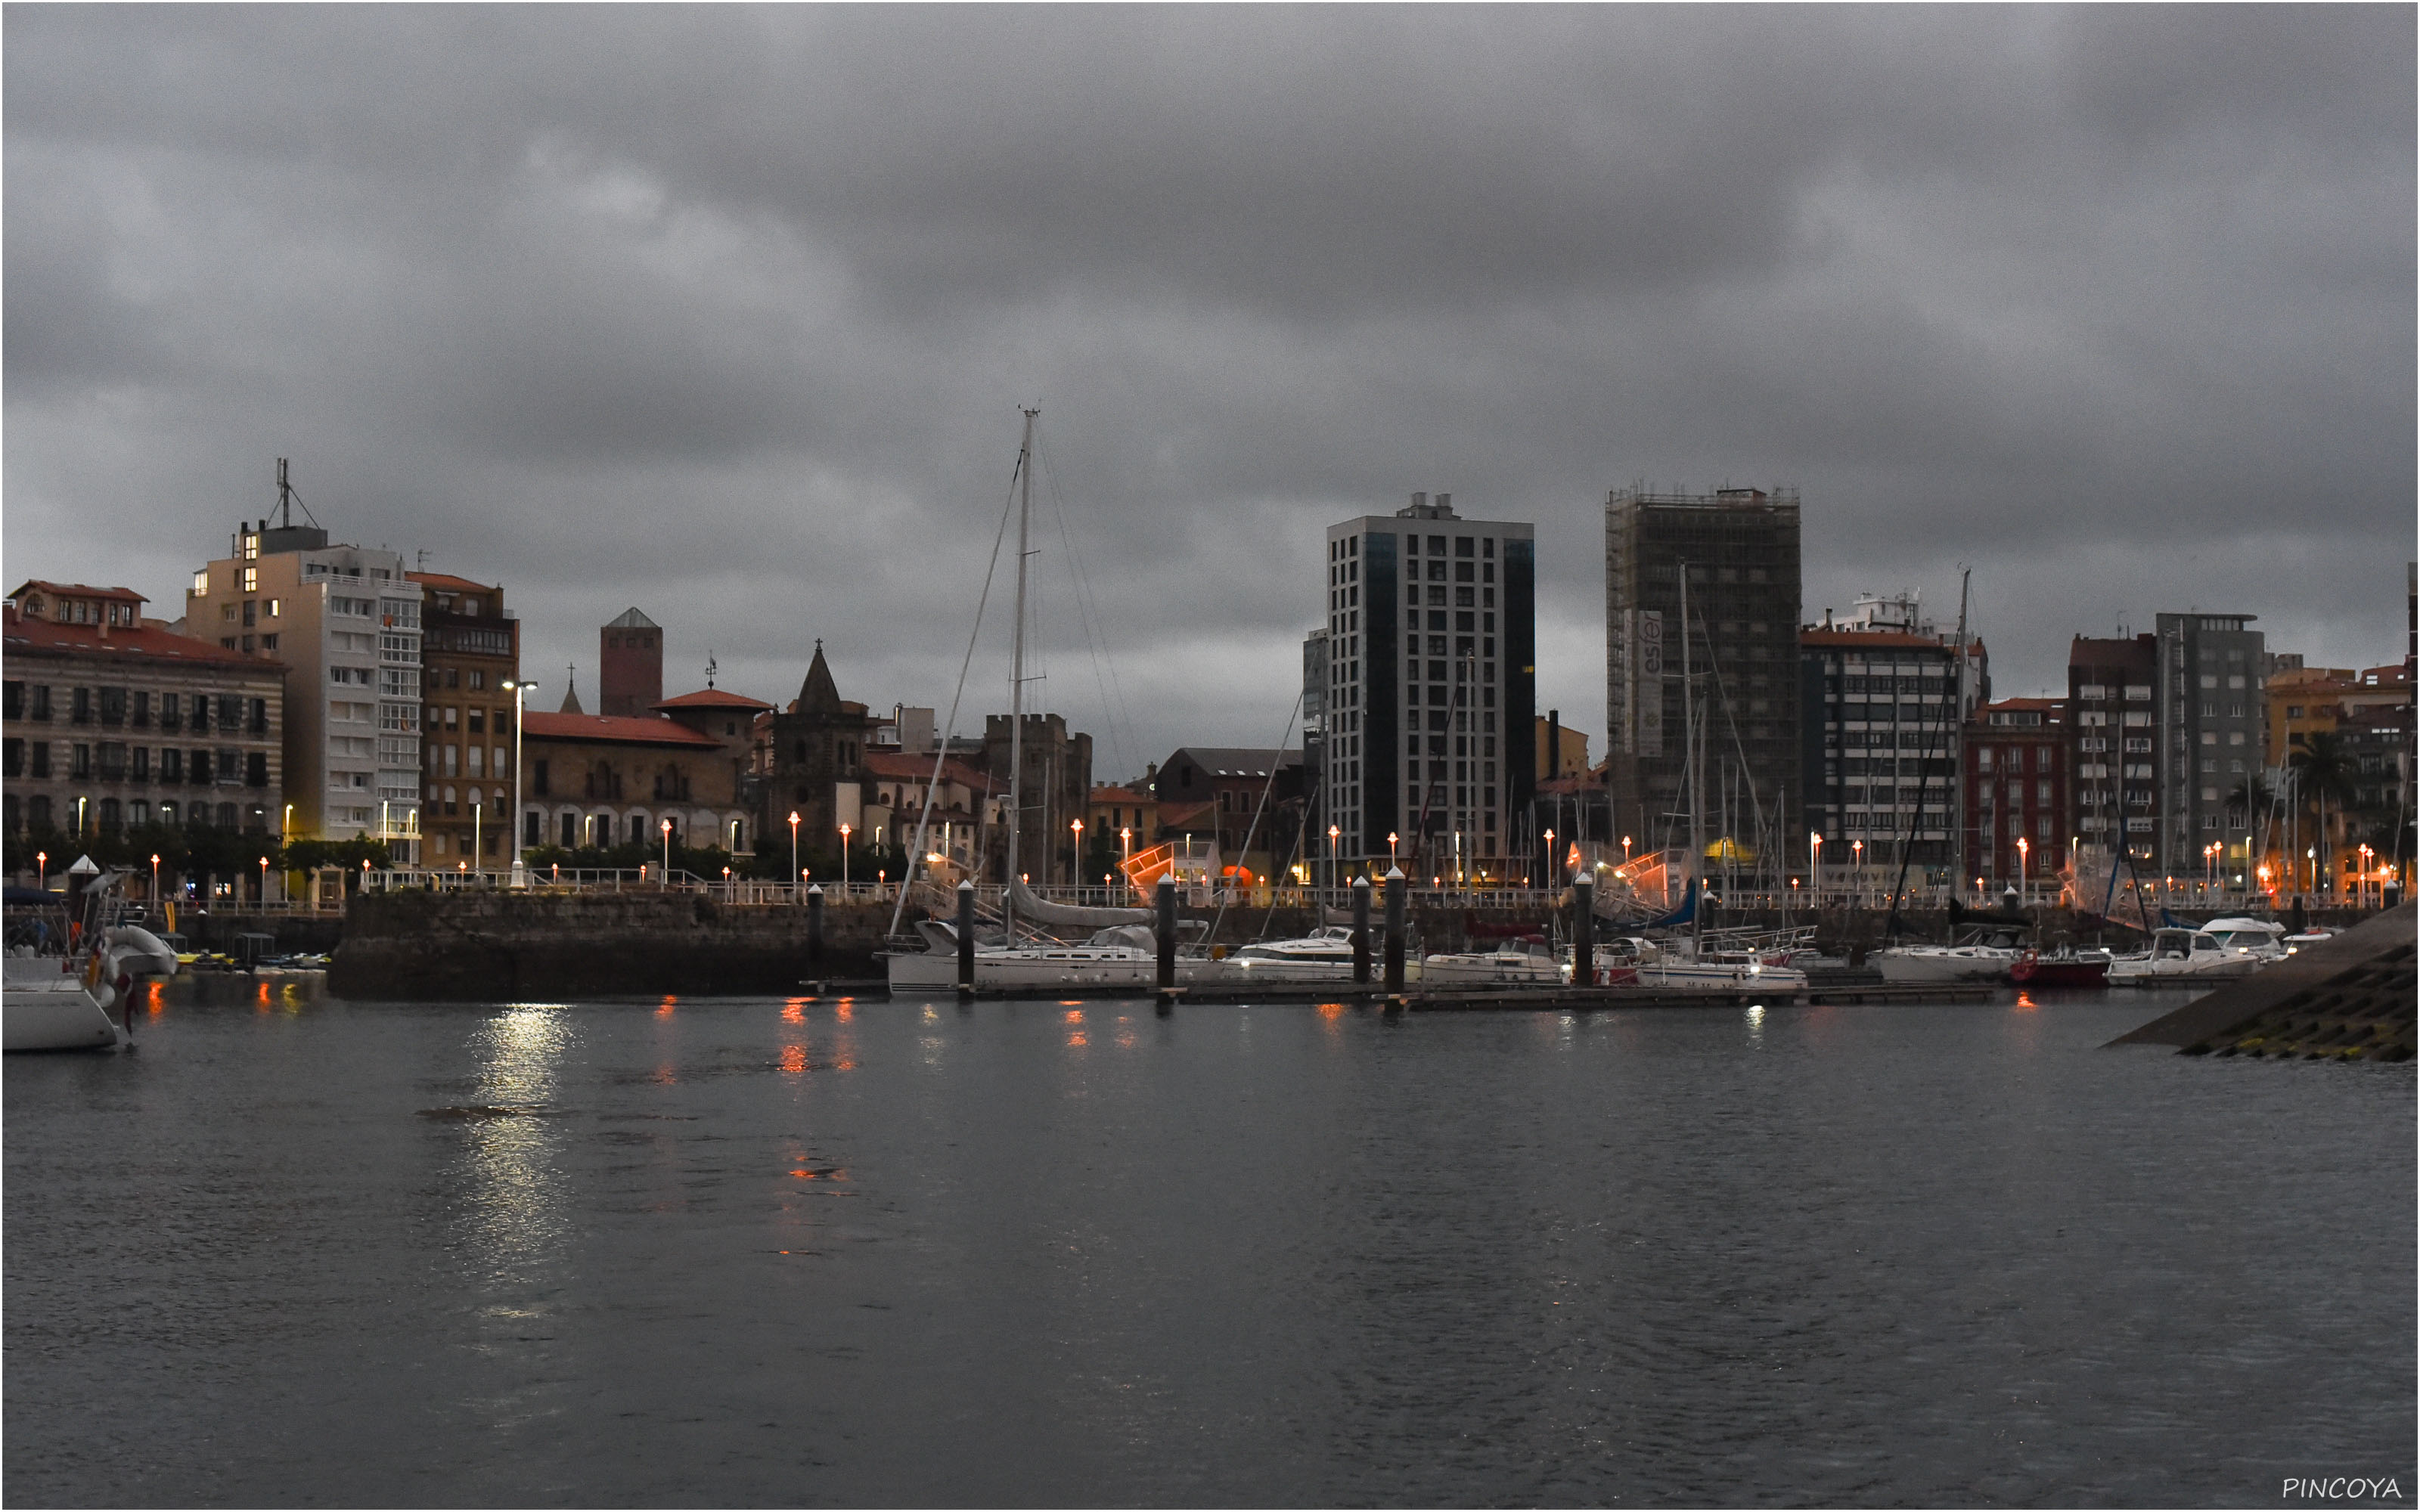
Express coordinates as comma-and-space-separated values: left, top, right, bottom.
1071, 819, 1084, 895
259, 855, 270, 906
2016, 836, 2030, 906
1809, 833, 1822, 901
1544, 828, 1555, 891
150, 853, 161, 904
283, 803, 294, 845
662, 818, 674, 878
1387, 831, 1399, 868
1327, 824, 1340, 897
36, 851, 48, 893
1621, 835, 1633, 868
1119, 826, 1132, 900
502, 680, 535, 887
472, 803, 482, 876
788, 811, 802, 900
1851, 839, 1863, 900
839, 823, 852, 894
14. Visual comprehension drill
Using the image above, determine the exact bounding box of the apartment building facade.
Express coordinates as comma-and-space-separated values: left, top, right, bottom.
2153, 613, 2265, 874
185, 516, 424, 856
1962, 698, 2070, 887
1798, 596, 1986, 878
411, 572, 522, 864
4, 584, 286, 842
2067, 635, 2160, 866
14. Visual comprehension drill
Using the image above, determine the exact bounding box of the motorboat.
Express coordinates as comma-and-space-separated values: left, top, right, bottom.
2108, 926, 2273, 984
2200, 916, 2290, 959
1420, 937, 1561, 987
4, 869, 179, 1052
1204, 926, 1360, 983
1586, 936, 1807, 991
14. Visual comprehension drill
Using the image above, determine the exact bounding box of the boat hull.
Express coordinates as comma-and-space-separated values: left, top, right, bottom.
5, 981, 127, 1052
1874, 950, 2017, 985
2010, 959, 2110, 988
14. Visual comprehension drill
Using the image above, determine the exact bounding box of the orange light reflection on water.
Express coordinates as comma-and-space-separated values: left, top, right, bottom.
780, 1044, 808, 1075
781, 999, 808, 1024
2013, 992, 2040, 1012
656, 996, 678, 1018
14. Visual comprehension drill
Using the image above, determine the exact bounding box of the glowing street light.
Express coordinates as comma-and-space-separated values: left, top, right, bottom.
839, 822, 853, 893
283, 803, 294, 844
150, 853, 161, 902
788, 810, 802, 899
662, 817, 674, 877
1327, 824, 1340, 893
1071, 818, 1084, 890
259, 854, 269, 905
1387, 831, 1399, 866
36, 850, 47, 892
1119, 826, 1132, 899
1544, 828, 1556, 888
1810, 832, 1823, 895
2017, 835, 2030, 903
1621, 835, 1633, 867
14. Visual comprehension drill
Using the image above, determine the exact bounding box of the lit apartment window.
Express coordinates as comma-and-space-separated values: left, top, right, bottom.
241, 566, 259, 593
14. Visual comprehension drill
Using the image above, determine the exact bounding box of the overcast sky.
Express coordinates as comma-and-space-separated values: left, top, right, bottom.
8, 6, 2411, 782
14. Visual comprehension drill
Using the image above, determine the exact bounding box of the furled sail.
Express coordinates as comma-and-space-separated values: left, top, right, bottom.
1008, 876, 1155, 930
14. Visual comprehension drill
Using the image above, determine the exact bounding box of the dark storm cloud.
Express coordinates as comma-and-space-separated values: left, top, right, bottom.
5, 5, 2410, 763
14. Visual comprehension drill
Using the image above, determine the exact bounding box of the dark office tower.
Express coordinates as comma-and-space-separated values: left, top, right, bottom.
1605, 487, 1804, 858
1320, 493, 1535, 882
598, 607, 662, 717
2154, 612, 2263, 873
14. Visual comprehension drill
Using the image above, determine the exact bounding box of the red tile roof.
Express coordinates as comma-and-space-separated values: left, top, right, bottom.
655, 688, 774, 711
520, 711, 723, 747
4, 615, 278, 671
862, 750, 998, 792
8, 579, 147, 604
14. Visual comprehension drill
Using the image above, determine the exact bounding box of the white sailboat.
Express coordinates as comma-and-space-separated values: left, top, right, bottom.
883, 412, 1174, 995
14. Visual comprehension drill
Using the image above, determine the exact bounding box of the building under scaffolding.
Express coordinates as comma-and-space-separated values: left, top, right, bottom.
1604, 486, 1803, 875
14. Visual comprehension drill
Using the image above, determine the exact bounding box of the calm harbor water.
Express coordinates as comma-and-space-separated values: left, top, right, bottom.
7, 983, 2412, 1507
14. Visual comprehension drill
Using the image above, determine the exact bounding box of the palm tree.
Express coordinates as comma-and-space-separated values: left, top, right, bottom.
2226, 770, 2274, 875
2288, 731, 2360, 895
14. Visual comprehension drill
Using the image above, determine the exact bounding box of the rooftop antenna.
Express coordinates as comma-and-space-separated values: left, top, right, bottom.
273, 457, 322, 530
705, 652, 718, 689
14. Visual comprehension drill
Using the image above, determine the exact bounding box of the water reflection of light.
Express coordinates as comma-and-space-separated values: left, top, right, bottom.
2014, 992, 2039, 1012
1745, 1002, 1765, 1049
144, 982, 166, 1015
656, 996, 678, 1017
780, 1043, 808, 1075
465, 1005, 572, 1282
1063, 1009, 1084, 1024
836, 1002, 855, 1022
782, 999, 807, 1024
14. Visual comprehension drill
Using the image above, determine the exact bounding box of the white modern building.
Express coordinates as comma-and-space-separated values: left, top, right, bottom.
185, 480, 424, 856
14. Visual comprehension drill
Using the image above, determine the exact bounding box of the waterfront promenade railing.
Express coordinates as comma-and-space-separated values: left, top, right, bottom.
193, 866, 2291, 921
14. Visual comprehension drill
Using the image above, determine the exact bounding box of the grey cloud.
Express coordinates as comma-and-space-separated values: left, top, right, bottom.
5, 6, 2410, 767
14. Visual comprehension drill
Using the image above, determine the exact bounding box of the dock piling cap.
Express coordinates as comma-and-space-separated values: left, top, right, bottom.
807, 884, 823, 896
957, 878, 974, 891
68, 855, 100, 875
1385, 866, 1404, 881
1354, 875, 1370, 890
1156, 872, 1175, 888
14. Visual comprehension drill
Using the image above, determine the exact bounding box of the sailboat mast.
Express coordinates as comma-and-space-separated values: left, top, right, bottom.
1006, 407, 1037, 937
1681, 562, 1703, 947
